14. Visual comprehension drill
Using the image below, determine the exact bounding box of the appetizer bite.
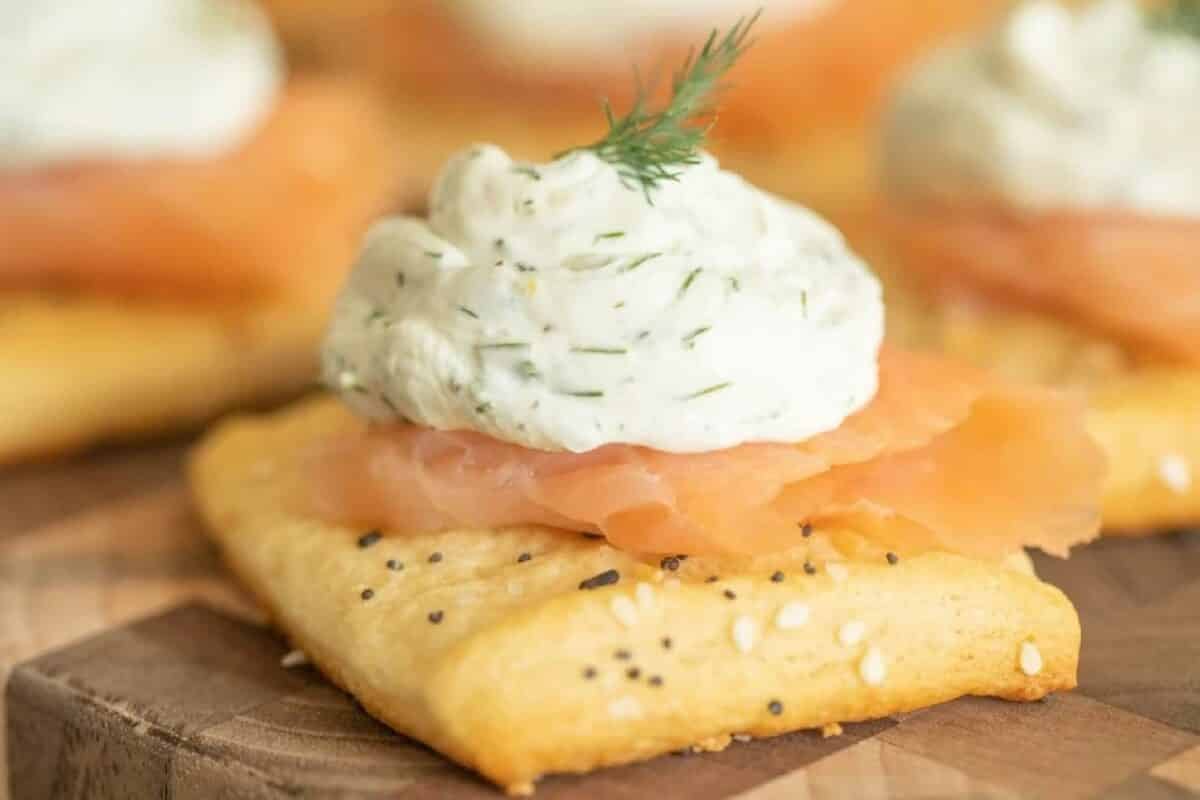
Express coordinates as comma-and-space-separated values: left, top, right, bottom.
260, 0, 1006, 218
879, 0, 1200, 532
0, 0, 397, 464
191, 23, 1103, 795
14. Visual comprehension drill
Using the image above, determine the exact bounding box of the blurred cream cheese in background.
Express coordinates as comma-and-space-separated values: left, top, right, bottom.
883, 0, 1200, 217
0, 0, 283, 169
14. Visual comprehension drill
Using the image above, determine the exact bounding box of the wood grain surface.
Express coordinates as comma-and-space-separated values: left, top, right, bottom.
2, 444, 1199, 799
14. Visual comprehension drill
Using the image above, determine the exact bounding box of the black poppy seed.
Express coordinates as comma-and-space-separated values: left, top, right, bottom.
626, 667, 641, 680
386, 559, 403, 571
660, 556, 681, 572
705, 575, 720, 584
886, 552, 900, 565
661, 636, 673, 650
648, 675, 664, 687
579, 569, 620, 590
517, 552, 532, 563
615, 649, 632, 661
428, 552, 443, 564
800, 523, 813, 537
428, 610, 444, 624
768, 700, 783, 716
583, 666, 597, 680
360, 588, 374, 601
803, 562, 817, 575
723, 589, 737, 600
357, 530, 382, 549
771, 571, 785, 583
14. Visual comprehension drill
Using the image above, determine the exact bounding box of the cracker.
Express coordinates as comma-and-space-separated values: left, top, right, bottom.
189, 398, 1081, 795
0, 292, 325, 465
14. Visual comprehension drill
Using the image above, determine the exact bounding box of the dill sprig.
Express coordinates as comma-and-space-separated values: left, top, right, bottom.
565, 12, 760, 200
1150, 0, 1200, 37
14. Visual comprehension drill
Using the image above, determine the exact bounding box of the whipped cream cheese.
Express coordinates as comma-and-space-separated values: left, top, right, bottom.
450, 0, 835, 69
883, 0, 1200, 217
0, 0, 282, 169
323, 145, 883, 454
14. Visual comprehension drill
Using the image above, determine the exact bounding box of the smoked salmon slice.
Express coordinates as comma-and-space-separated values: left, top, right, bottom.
306, 347, 1104, 559
0, 79, 396, 305
883, 204, 1200, 365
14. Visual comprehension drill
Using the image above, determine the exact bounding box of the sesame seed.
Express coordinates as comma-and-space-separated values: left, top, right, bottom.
732, 616, 759, 653
1159, 454, 1192, 494
611, 595, 640, 627
826, 563, 849, 583
428, 552, 443, 564
1020, 641, 1043, 676
648, 675, 664, 687
800, 523, 813, 537
859, 647, 887, 686
661, 636, 673, 650
635, 582, 655, 611
839, 620, 866, 647
886, 552, 899, 565
608, 696, 642, 720
626, 667, 641, 680
580, 569, 621, 590
767, 700, 783, 716
732, 734, 752, 743
386, 559, 403, 571
803, 562, 817, 575
583, 666, 597, 680
279, 650, 308, 669
428, 610, 444, 624
615, 649, 632, 661
706, 575, 720, 583
770, 571, 785, 583
660, 556, 681, 572
360, 588, 374, 601
723, 589, 737, 600
517, 552, 532, 563
775, 602, 810, 630
357, 531, 382, 548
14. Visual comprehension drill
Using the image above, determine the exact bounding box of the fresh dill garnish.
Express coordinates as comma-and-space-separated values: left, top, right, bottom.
1150, 0, 1200, 37
636, 330, 652, 341
595, 231, 626, 243
563, 389, 606, 398
515, 262, 537, 272
458, 306, 480, 319
684, 381, 732, 401
801, 290, 808, 316
728, 276, 741, 292
516, 360, 541, 380
619, 252, 663, 273
475, 402, 493, 415
512, 165, 542, 180
424, 251, 443, 259
682, 326, 711, 348
571, 346, 628, 355
614, 301, 626, 309
563, 13, 760, 201
477, 342, 530, 351
365, 309, 387, 325
678, 268, 703, 299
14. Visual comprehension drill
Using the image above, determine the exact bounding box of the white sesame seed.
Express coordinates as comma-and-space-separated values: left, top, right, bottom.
337, 371, 358, 391
732, 734, 752, 743
838, 620, 866, 647
826, 563, 849, 583
280, 650, 309, 669
732, 616, 759, 653
1158, 454, 1192, 494
1020, 641, 1043, 676
635, 582, 656, 612
859, 647, 887, 686
610, 595, 639, 628
608, 696, 642, 720
774, 602, 810, 630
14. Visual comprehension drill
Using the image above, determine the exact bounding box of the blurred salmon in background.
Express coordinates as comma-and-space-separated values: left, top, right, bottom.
0, 0, 402, 464
260, 0, 1009, 222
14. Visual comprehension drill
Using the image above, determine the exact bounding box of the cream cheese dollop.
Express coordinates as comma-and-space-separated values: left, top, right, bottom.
323, 144, 883, 454
0, 0, 282, 169
883, 0, 1200, 217
449, 0, 835, 70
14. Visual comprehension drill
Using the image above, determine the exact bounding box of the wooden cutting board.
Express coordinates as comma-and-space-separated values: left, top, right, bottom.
3, 442, 1200, 799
